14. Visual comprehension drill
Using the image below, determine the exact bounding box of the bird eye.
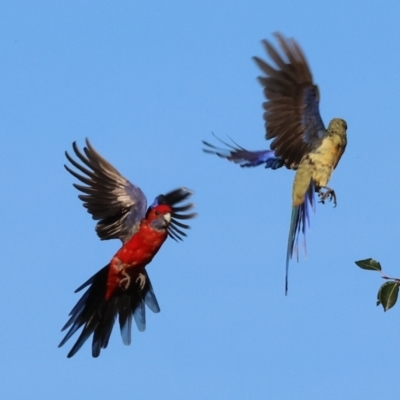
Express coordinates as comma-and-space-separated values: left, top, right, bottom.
155, 210, 160, 216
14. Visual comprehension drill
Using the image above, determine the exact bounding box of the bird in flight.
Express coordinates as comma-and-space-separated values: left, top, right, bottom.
59, 139, 196, 357
203, 33, 347, 294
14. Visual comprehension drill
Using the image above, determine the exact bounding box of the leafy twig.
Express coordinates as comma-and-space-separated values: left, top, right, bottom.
355, 258, 400, 311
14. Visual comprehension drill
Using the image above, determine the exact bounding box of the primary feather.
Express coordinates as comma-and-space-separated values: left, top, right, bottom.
65, 139, 148, 243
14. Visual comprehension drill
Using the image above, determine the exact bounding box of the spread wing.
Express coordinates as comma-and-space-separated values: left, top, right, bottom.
65, 139, 147, 243
150, 188, 197, 241
253, 32, 326, 169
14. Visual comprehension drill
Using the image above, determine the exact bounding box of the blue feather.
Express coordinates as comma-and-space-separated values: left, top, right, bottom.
133, 301, 146, 332
144, 285, 161, 313
301, 87, 326, 144
202, 136, 284, 169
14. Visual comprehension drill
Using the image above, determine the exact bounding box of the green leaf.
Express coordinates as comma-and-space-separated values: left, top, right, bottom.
377, 281, 399, 311
355, 258, 381, 271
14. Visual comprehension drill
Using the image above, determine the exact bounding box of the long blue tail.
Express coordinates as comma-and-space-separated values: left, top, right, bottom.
285, 182, 316, 294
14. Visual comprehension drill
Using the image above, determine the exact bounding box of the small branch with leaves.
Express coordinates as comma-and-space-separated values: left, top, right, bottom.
355, 258, 400, 311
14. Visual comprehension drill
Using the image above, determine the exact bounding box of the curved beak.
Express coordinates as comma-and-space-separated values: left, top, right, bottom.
163, 213, 171, 224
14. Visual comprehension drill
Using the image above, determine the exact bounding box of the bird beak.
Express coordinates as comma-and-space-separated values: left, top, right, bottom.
163, 213, 171, 224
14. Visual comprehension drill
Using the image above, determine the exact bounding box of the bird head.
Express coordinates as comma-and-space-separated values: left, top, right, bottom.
328, 118, 347, 138
146, 188, 196, 241
146, 205, 173, 231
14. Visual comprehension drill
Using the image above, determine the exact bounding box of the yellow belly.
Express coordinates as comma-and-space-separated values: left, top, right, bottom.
308, 137, 340, 187
292, 136, 342, 206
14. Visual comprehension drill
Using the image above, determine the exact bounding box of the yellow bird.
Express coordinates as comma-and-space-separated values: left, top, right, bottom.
203, 33, 347, 293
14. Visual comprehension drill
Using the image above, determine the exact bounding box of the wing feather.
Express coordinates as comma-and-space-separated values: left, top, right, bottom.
254, 33, 326, 169
65, 139, 147, 243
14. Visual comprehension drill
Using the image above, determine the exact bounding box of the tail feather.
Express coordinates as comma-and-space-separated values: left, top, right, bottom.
59, 266, 160, 357
202, 134, 284, 169
70, 300, 114, 358
144, 285, 160, 313
74, 274, 97, 293
133, 301, 146, 332
118, 295, 133, 345
67, 319, 100, 357
285, 182, 316, 294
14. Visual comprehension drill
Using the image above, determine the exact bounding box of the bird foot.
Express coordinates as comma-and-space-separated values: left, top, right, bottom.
318, 187, 337, 207
135, 272, 146, 291
119, 271, 131, 290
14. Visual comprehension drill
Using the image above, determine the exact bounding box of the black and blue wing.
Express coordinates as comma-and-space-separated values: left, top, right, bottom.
65, 139, 148, 243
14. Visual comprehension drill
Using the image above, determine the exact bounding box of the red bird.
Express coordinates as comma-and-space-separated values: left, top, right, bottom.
59, 140, 196, 357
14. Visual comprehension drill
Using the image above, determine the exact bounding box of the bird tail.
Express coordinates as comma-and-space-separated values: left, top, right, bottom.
202, 134, 284, 169
58, 265, 160, 358
285, 182, 316, 294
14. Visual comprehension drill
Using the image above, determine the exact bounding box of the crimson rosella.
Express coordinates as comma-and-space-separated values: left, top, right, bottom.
59, 140, 196, 357
203, 33, 347, 294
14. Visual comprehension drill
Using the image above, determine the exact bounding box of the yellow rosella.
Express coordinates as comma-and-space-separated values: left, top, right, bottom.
203, 33, 347, 293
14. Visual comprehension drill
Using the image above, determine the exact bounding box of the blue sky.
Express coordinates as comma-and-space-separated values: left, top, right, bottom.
2, 1, 400, 399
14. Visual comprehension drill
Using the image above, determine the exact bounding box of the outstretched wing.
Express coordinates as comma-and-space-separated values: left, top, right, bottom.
65, 139, 147, 243
151, 187, 197, 241
202, 134, 284, 170
254, 32, 326, 169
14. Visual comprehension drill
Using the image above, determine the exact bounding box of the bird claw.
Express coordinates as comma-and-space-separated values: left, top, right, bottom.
318, 187, 337, 207
118, 271, 146, 291
135, 273, 146, 291
119, 271, 131, 290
